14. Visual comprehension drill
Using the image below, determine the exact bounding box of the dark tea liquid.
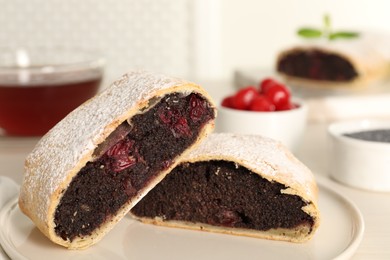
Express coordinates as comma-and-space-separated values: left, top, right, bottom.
0, 77, 101, 136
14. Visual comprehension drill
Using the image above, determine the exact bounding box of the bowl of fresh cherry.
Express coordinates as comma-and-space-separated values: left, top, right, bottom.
216, 78, 307, 152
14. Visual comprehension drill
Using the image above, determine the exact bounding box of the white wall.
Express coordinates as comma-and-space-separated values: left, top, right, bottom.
0, 0, 194, 85
1, 0, 389, 83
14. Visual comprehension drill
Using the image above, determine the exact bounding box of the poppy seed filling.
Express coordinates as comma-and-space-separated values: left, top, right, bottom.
277, 50, 358, 82
54, 92, 214, 241
131, 161, 315, 232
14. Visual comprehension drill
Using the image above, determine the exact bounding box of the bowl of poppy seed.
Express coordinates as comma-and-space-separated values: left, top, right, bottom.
328, 119, 390, 192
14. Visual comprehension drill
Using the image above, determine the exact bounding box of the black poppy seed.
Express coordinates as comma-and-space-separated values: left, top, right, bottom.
343, 129, 390, 143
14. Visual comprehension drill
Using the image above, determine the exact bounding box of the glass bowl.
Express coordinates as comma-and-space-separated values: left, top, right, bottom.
0, 47, 104, 136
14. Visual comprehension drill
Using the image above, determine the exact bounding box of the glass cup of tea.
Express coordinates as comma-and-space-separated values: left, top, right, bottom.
0, 47, 104, 136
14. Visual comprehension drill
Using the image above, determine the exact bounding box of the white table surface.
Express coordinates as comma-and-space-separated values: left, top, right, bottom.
1, 80, 390, 259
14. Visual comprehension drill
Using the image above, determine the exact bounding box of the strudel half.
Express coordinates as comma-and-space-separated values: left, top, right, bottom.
276, 39, 389, 88
19, 71, 216, 249
131, 133, 320, 242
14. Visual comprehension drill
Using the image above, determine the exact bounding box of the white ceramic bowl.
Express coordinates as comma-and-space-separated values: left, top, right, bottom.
328, 119, 390, 192
215, 99, 307, 152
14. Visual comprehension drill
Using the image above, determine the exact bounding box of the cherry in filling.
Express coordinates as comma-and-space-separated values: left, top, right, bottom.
54, 93, 214, 241
277, 50, 358, 82
131, 161, 314, 232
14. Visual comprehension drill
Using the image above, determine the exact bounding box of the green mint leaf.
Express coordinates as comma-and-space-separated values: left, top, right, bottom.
297, 28, 322, 38
329, 31, 359, 40
323, 14, 331, 30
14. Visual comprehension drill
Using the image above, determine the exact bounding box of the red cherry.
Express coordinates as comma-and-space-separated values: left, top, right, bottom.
104, 139, 137, 172
106, 139, 134, 157
232, 86, 258, 110
263, 84, 291, 109
277, 101, 299, 111
221, 95, 235, 108
249, 95, 275, 111
172, 117, 192, 138
189, 94, 206, 122
259, 78, 277, 94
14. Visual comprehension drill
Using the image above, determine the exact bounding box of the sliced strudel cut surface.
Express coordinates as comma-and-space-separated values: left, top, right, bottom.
131, 133, 320, 243
276, 40, 389, 88
18, 71, 216, 249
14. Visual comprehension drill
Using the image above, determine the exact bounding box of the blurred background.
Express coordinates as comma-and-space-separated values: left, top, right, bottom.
2, 0, 390, 85
1, 3, 390, 257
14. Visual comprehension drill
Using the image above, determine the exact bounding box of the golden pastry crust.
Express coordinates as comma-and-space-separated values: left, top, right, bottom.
132, 133, 320, 243
18, 71, 216, 249
276, 41, 389, 88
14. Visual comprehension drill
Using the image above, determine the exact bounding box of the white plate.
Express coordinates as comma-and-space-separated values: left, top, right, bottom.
0, 180, 364, 260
